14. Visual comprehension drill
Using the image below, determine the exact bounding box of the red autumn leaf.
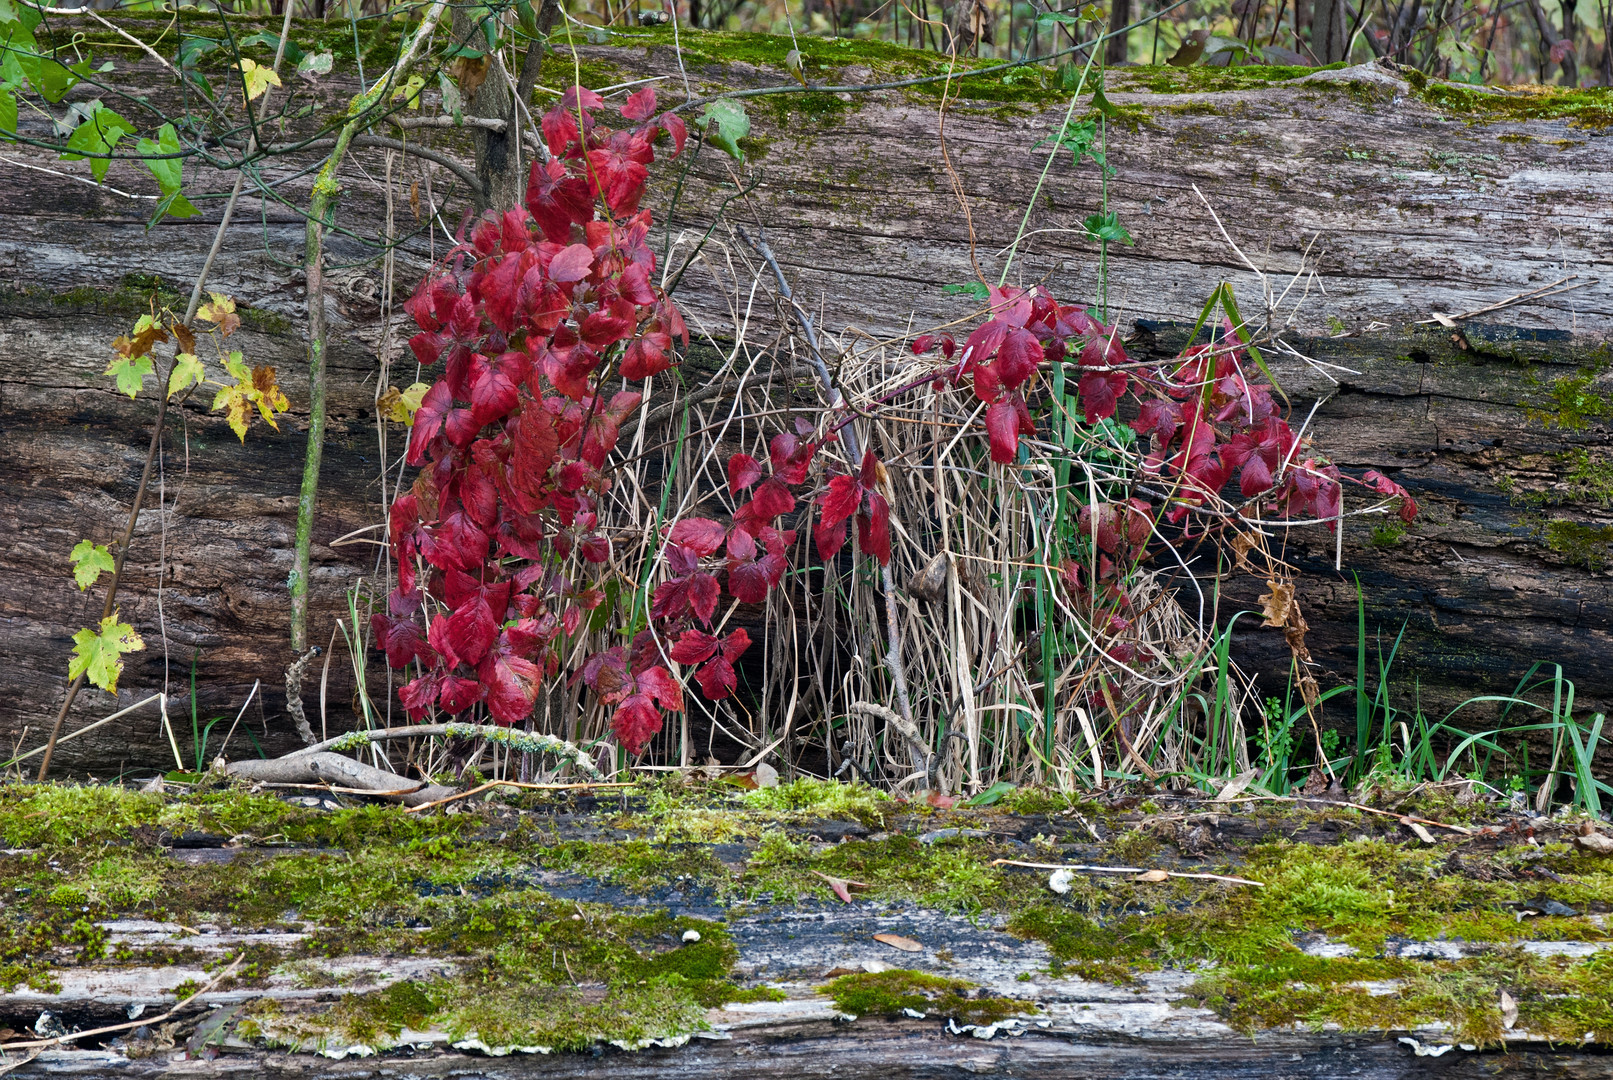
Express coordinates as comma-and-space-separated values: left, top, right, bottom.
820, 475, 861, 529
399, 673, 440, 719
439, 674, 484, 713
984, 398, 1021, 464
407, 381, 453, 465
549, 243, 595, 284
469, 351, 529, 426
995, 327, 1043, 389
479, 651, 544, 723
732, 477, 796, 535
1076, 368, 1127, 423
612, 694, 663, 755
444, 592, 498, 667
694, 656, 737, 699
621, 86, 658, 121
857, 492, 892, 566
669, 517, 727, 556
670, 629, 719, 665
769, 431, 816, 484
370, 611, 433, 669
659, 111, 687, 155
814, 513, 848, 562
728, 453, 763, 494
635, 664, 684, 711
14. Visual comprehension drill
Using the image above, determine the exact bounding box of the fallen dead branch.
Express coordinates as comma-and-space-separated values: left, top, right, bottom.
404, 778, 636, 814
1217, 794, 1472, 834
225, 752, 451, 808
222, 724, 602, 808
992, 859, 1264, 887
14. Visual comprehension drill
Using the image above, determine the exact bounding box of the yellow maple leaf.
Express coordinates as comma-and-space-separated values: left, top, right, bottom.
197, 292, 241, 337
233, 58, 283, 102
378, 381, 431, 424
167, 352, 206, 398
69, 613, 144, 694
211, 355, 289, 441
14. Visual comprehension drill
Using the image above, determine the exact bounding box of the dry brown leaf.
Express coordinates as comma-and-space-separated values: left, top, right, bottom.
1133, 869, 1171, 883
1259, 579, 1295, 628
1401, 817, 1438, 845
1500, 990, 1518, 1030
1228, 530, 1258, 573
907, 552, 949, 603
873, 933, 923, 953
1215, 767, 1259, 802
1574, 831, 1613, 855
812, 871, 870, 904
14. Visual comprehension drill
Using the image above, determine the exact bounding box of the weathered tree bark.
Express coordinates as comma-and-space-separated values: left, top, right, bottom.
1, 21, 1608, 772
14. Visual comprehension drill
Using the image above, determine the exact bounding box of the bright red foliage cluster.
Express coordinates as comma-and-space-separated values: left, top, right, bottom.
378, 88, 1416, 760
914, 285, 1418, 614
376, 87, 902, 756
377, 87, 700, 753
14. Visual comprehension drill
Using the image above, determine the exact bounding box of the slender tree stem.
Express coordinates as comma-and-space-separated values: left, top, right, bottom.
289, 0, 450, 653
35, 2, 299, 781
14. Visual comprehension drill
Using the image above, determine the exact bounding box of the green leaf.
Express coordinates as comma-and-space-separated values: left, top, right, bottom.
1089, 83, 1119, 117
942, 282, 991, 300
1216, 283, 1285, 404
238, 31, 305, 63
69, 540, 115, 590
138, 123, 197, 227
35, 54, 87, 103
1035, 116, 1099, 165
438, 71, 462, 120
0, 84, 14, 140
296, 50, 333, 79
232, 57, 281, 101
963, 780, 1016, 807
69, 614, 144, 693
697, 99, 749, 161
1083, 210, 1134, 246
61, 104, 133, 182
178, 36, 219, 66
148, 189, 199, 229
106, 353, 153, 398
167, 352, 205, 397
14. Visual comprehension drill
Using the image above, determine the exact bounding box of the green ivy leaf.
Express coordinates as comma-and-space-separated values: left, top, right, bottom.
69, 613, 144, 693
69, 540, 115, 590
61, 103, 133, 182
942, 282, 991, 300
106, 352, 153, 398
697, 99, 749, 161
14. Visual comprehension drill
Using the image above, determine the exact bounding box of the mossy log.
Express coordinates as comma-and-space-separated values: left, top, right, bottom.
1, 780, 1611, 1077
0, 17, 1609, 771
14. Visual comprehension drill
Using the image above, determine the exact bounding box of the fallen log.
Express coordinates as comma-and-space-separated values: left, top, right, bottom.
1, 17, 1609, 770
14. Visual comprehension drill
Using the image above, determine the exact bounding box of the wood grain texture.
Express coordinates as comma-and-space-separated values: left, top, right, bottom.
1, 25, 1608, 770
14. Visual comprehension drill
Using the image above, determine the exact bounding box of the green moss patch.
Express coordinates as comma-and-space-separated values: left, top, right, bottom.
1414, 79, 1613, 130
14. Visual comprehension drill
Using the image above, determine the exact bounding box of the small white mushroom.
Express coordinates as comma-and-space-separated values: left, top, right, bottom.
682, 929, 702, 944
1048, 868, 1075, 895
